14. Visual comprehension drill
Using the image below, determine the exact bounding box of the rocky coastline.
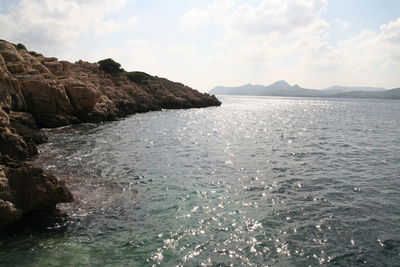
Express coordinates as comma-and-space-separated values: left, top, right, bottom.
0, 40, 221, 229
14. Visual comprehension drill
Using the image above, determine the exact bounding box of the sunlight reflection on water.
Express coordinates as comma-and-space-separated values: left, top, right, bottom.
1, 96, 400, 266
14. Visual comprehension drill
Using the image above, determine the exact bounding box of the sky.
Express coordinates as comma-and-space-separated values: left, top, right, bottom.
0, 0, 399, 92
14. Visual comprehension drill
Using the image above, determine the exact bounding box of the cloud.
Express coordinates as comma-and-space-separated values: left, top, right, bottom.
336, 17, 349, 30
179, 1, 400, 89
86, 39, 210, 91
1, 0, 398, 90
180, 0, 332, 87
226, 0, 328, 36
294, 18, 400, 88
87, 40, 200, 77
380, 17, 400, 44
0, 0, 130, 49
182, 0, 328, 37
95, 17, 138, 35
87, 39, 160, 71
181, 0, 234, 30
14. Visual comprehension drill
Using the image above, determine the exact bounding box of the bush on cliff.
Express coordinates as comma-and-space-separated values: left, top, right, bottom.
98, 58, 123, 75
126, 71, 153, 85
29, 50, 39, 56
15, 43, 27, 50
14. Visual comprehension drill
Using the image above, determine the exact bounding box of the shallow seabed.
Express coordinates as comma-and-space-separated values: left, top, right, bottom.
1, 96, 400, 266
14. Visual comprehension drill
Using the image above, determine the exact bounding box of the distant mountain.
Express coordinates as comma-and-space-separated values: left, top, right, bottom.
324, 85, 387, 94
209, 81, 399, 100
330, 88, 400, 100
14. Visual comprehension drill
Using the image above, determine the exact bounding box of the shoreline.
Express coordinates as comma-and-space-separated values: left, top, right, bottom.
0, 40, 221, 229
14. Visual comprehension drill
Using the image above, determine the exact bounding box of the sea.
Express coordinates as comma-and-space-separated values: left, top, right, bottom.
1, 96, 400, 266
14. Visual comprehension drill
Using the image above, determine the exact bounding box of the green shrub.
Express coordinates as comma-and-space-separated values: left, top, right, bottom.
29, 50, 39, 56
15, 43, 27, 50
126, 71, 153, 85
98, 58, 123, 75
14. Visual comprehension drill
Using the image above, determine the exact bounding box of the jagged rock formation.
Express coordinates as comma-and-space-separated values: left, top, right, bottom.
0, 40, 220, 229
0, 41, 220, 128
0, 109, 73, 229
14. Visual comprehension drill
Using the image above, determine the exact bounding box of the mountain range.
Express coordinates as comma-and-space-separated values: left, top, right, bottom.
209, 81, 400, 100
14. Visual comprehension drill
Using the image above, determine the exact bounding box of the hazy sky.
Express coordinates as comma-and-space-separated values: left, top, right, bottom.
0, 0, 399, 91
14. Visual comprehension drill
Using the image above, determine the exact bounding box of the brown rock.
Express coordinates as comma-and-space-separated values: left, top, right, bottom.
31, 62, 51, 75
19, 79, 74, 127
0, 39, 220, 128
0, 165, 23, 228
9, 111, 48, 146
64, 79, 97, 113
6, 63, 26, 74
44, 61, 63, 75
0, 42, 24, 63
0, 199, 23, 229
0, 107, 10, 125
0, 56, 26, 111
0, 165, 11, 200
44, 57, 58, 62
0, 163, 73, 229
6, 165, 73, 212
26, 68, 40, 75
0, 126, 29, 161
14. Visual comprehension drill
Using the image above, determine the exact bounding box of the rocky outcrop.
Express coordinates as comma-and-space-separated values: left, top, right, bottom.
0, 40, 220, 229
5, 164, 73, 212
0, 110, 73, 229
0, 40, 220, 128
0, 162, 73, 229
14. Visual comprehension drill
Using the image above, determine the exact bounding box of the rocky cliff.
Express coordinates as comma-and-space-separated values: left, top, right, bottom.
0, 40, 221, 229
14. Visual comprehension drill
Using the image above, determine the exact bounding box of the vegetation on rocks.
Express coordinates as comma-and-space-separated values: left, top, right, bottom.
15, 43, 27, 51
125, 71, 152, 85
98, 58, 123, 75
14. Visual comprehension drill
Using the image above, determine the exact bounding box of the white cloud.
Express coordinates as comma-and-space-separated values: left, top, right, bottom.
294, 18, 400, 88
0, 0, 130, 49
226, 0, 328, 36
86, 39, 209, 90
182, 0, 328, 37
95, 17, 138, 35
181, 0, 234, 30
379, 17, 400, 44
87, 39, 160, 72
179, 0, 333, 88
1, 0, 398, 91
179, 1, 400, 89
336, 17, 349, 29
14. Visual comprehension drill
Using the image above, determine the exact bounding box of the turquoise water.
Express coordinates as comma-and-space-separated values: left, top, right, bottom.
1, 96, 400, 266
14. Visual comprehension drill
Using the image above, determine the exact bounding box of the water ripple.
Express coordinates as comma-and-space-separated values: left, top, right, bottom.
1, 97, 400, 266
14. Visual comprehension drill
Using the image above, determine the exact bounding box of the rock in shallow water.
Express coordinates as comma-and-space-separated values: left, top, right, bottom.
0, 159, 73, 229
5, 164, 73, 211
